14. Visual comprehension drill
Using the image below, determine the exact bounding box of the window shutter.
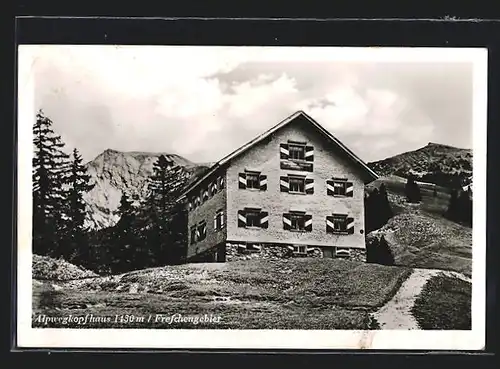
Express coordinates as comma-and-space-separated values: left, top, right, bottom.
305, 146, 314, 161
259, 175, 267, 191
238, 173, 247, 189
213, 214, 217, 230
326, 216, 334, 233
220, 211, 225, 227
280, 143, 289, 159
305, 214, 313, 232
238, 210, 246, 227
219, 176, 225, 190
346, 217, 355, 234
280, 176, 289, 192
283, 213, 291, 230
336, 247, 351, 258
326, 180, 334, 196
260, 211, 269, 228
345, 181, 353, 197
187, 202, 192, 211
195, 227, 200, 240
305, 178, 314, 194
202, 223, 207, 239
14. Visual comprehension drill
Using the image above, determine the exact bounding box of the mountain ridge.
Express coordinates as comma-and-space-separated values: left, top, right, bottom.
367, 142, 472, 189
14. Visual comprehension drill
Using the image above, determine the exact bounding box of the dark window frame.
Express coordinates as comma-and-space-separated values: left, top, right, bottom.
246, 210, 261, 228
290, 213, 306, 231
190, 226, 197, 245
246, 172, 260, 189
288, 143, 306, 160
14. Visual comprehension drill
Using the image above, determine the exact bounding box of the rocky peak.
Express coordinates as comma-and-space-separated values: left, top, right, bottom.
83, 149, 206, 230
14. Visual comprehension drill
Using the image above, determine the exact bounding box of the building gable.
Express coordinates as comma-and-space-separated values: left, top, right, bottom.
179, 110, 378, 200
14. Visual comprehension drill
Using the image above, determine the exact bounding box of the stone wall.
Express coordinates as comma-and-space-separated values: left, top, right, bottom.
350, 248, 367, 262
225, 242, 366, 262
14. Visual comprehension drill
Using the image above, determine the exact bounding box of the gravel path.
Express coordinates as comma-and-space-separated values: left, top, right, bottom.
371, 268, 471, 330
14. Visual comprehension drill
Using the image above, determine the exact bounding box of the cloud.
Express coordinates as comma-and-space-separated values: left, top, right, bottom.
27, 46, 473, 164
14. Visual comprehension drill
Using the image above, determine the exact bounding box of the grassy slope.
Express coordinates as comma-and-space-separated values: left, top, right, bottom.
368, 176, 472, 276
411, 274, 471, 330
33, 258, 411, 329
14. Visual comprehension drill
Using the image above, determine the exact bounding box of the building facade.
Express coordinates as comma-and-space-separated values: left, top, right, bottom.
179, 111, 378, 262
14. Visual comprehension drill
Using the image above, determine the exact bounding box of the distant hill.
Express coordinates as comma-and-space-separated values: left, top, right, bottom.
83, 149, 209, 230
367, 142, 472, 189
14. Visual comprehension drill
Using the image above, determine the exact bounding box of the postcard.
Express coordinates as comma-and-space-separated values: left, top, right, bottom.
16, 45, 487, 350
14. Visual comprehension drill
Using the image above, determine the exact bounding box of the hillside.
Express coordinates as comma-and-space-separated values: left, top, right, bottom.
83, 149, 209, 229
367, 142, 472, 189
366, 176, 472, 276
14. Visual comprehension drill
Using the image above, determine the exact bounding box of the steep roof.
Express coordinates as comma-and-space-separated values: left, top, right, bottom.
179, 110, 379, 199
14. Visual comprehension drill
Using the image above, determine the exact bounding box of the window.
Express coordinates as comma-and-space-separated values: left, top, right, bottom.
198, 221, 207, 241
327, 179, 353, 197
246, 243, 261, 252
289, 144, 305, 160
214, 210, 225, 231
190, 226, 197, 244
334, 215, 347, 231
218, 175, 225, 190
289, 177, 305, 193
326, 214, 354, 234
283, 212, 312, 232
291, 213, 305, 230
202, 188, 209, 202
238, 209, 269, 228
293, 245, 307, 255
239, 172, 267, 191
280, 143, 314, 162
336, 247, 351, 258
208, 181, 216, 197
280, 175, 314, 194
246, 173, 260, 189
246, 210, 261, 227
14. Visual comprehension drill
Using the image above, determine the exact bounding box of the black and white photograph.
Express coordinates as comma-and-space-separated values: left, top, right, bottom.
16, 45, 487, 350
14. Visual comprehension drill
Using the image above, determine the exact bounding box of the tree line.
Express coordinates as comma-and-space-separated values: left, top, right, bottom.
32, 110, 190, 274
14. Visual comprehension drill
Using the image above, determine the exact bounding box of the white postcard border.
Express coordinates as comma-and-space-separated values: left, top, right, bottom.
16, 46, 488, 350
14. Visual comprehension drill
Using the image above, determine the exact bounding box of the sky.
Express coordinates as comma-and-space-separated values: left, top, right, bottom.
27, 45, 474, 164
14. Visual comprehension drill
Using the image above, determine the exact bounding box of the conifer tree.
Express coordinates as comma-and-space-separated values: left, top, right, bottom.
62, 148, 95, 263
32, 109, 70, 257
378, 183, 394, 223
458, 189, 472, 227
112, 193, 139, 273
446, 189, 459, 221
378, 236, 395, 266
146, 155, 190, 264
405, 175, 422, 203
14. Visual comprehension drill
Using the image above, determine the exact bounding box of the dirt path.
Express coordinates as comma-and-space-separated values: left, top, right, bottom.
371, 268, 471, 330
